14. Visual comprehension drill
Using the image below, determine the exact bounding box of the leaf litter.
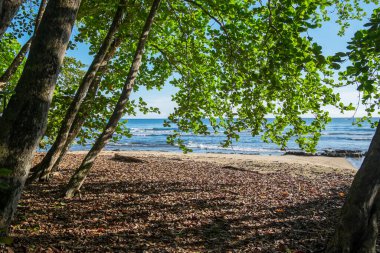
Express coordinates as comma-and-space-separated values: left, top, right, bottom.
9, 153, 356, 252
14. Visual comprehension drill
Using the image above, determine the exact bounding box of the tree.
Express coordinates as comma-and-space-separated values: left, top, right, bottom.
29, 0, 173, 181
327, 8, 380, 252
29, 0, 127, 182
0, 0, 376, 246
33, 38, 122, 182
0, 0, 23, 39
65, 0, 162, 198
0, 0, 81, 236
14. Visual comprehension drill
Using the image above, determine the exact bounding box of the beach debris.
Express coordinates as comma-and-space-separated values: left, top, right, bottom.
284, 150, 365, 158
284, 151, 316, 156
321, 149, 364, 158
169, 157, 182, 161
112, 154, 145, 163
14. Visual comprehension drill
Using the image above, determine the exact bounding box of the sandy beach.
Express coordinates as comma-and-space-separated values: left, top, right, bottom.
11, 151, 356, 252
70, 150, 356, 176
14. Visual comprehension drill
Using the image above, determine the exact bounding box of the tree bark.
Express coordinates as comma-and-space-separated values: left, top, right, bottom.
0, 0, 80, 236
46, 37, 123, 176
28, 1, 126, 182
0, 0, 23, 39
28, 37, 122, 182
65, 0, 161, 199
0, 0, 47, 90
326, 120, 380, 253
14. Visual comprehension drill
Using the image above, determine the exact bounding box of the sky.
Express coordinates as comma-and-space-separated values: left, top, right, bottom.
61, 2, 378, 119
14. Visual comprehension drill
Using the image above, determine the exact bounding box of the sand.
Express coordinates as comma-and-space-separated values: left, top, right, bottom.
71, 150, 356, 177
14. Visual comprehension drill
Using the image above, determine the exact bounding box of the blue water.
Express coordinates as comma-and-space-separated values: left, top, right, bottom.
69, 118, 376, 168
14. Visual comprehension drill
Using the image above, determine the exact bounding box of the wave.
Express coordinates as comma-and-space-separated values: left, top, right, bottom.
348, 137, 373, 140
130, 127, 178, 131
185, 141, 277, 153
323, 132, 373, 136
129, 129, 227, 137
320, 136, 373, 141
107, 142, 171, 148
325, 127, 374, 132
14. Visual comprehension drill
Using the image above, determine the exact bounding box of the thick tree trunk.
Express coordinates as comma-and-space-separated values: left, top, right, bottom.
0, 0, 47, 90
65, 0, 161, 199
0, 0, 23, 39
28, 1, 126, 182
0, 0, 80, 236
28, 37, 123, 182
326, 120, 380, 253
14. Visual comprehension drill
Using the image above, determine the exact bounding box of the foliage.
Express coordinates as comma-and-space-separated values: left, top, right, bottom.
8, 0, 40, 39
7, 0, 378, 152
0, 34, 21, 74
62, 0, 172, 145
161, 0, 376, 153
337, 7, 380, 127
41, 57, 86, 147
61, 0, 378, 153
0, 34, 22, 111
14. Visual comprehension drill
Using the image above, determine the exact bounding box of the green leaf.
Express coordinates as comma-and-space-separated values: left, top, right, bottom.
0, 182, 10, 190
0, 236, 14, 246
0, 168, 12, 177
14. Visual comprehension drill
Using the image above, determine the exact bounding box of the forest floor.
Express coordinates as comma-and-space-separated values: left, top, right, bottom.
9, 152, 356, 252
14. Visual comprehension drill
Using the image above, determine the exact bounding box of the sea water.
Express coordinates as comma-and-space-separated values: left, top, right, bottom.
69, 118, 376, 168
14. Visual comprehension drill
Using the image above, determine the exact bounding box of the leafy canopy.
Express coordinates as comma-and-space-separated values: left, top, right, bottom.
336, 7, 380, 127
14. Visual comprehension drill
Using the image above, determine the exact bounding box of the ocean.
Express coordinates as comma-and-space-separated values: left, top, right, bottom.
69, 118, 377, 169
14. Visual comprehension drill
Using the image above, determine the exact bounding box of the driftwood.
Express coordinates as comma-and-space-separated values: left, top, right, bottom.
112, 153, 145, 163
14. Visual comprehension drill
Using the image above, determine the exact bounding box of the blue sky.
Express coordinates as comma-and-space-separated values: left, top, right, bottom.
61, 3, 378, 119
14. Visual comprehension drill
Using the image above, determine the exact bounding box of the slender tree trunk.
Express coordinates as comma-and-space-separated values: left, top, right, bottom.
0, 0, 47, 90
0, 0, 80, 236
46, 37, 123, 176
28, 37, 123, 183
65, 0, 161, 199
326, 120, 380, 253
0, 0, 23, 39
48, 112, 85, 173
28, 1, 126, 182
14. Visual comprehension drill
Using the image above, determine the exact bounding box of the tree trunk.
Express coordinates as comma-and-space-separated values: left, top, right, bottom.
65, 0, 161, 199
0, 0, 47, 90
28, 37, 123, 183
28, 1, 126, 182
44, 37, 123, 177
326, 120, 380, 253
0, 0, 23, 39
0, 0, 80, 236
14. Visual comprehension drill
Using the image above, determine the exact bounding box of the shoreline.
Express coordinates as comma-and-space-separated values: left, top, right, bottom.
38, 150, 357, 177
